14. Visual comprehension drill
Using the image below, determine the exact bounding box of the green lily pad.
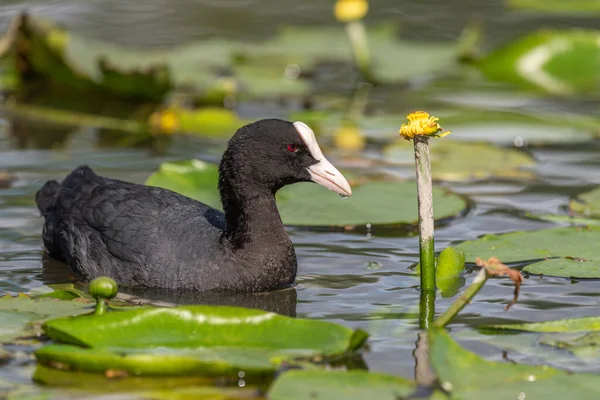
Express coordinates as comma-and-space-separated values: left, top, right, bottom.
267, 370, 445, 400
314, 109, 600, 145
570, 187, 600, 218
429, 328, 600, 399
484, 316, 600, 333
25, 365, 255, 399
456, 227, 600, 276
478, 29, 600, 95
238, 24, 458, 84
522, 258, 600, 278
38, 305, 367, 376
145, 160, 467, 227
508, 0, 600, 15
533, 214, 600, 226
383, 140, 535, 182
0, 295, 92, 341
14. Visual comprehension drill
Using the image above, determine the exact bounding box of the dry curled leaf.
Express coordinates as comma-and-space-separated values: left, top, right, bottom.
475, 257, 523, 310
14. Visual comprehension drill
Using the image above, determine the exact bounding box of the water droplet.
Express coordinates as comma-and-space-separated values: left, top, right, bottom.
527, 374, 536, 382
284, 64, 301, 80
514, 136, 524, 147
339, 194, 349, 199
518, 392, 526, 400
366, 223, 372, 229
238, 371, 245, 378
238, 378, 246, 387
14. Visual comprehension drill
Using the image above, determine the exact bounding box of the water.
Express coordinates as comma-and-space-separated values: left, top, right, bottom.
0, 0, 600, 390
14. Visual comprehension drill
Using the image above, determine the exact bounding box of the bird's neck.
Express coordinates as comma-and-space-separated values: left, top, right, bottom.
219, 176, 290, 249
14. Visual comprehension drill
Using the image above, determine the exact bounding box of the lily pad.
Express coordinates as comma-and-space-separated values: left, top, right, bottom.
0, 295, 91, 341
313, 109, 600, 145
508, 0, 600, 15
429, 328, 600, 399
238, 24, 458, 83
383, 140, 535, 182
484, 316, 600, 333
38, 305, 367, 376
29, 366, 255, 399
145, 160, 467, 227
522, 258, 600, 278
477, 29, 600, 95
267, 370, 444, 400
570, 187, 600, 218
456, 226, 600, 267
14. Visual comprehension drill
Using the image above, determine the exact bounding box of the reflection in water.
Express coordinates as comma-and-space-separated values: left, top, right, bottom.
6, 117, 75, 150
39, 253, 298, 317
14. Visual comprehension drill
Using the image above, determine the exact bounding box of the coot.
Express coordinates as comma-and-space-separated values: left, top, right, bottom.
36, 119, 351, 291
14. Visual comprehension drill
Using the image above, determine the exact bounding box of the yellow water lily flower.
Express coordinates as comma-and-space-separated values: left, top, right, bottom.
333, 124, 366, 151
399, 111, 451, 141
149, 109, 179, 135
334, 0, 368, 23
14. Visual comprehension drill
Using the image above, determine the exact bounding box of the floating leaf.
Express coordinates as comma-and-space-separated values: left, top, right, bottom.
149, 107, 249, 137
0, 295, 91, 341
456, 227, 600, 276
477, 29, 600, 95
29, 365, 254, 399
313, 109, 600, 145
268, 370, 445, 400
522, 258, 600, 278
484, 316, 600, 333
38, 305, 367, 376
146, 160, 467, 227
570, 187, 600, 218
239, 24, 458, 83
383, 140, 535, 182
533, 214, 600, 226
429, 328, 600, 399
508, 0, 600, 15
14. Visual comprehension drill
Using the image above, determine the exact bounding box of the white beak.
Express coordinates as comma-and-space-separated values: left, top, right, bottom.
293, 121, 352, 197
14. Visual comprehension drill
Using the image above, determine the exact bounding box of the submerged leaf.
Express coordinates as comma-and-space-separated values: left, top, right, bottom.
570, 187, 600, 219
267, 370, 441, 400
146, 160, 467, 227
0, 295, 91, 341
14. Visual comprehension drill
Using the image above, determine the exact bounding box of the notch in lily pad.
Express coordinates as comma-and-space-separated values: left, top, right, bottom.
88, 277, 118, 315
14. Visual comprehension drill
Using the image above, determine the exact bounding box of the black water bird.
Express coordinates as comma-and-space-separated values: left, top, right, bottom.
35, 119, 351, 291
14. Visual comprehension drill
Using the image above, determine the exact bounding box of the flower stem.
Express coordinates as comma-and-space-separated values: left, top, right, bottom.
414, 136, 436, 287
414, 136, 436, 328
433, 268, 488, 328
345, 21, 373, 81
419, 289, 436, 330
95, 299, 108, 315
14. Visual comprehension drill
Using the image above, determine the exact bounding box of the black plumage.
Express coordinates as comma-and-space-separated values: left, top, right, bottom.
35, 119, 351, 291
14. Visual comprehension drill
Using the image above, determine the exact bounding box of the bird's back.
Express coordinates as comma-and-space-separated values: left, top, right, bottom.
36, 165, 227, 289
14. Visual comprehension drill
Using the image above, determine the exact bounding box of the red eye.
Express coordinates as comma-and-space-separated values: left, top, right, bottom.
286, 144, 299, 153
